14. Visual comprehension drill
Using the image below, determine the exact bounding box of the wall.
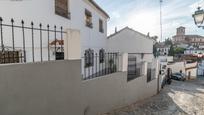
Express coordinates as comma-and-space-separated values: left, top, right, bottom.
82, 72, 158, 115
0, 0, 107, 55
167, 62, 185, 73
0, 60, 83, 115
0, 60, 159, 115
107, 28, 154, 54
186, 68, 197, 79
185, 62, 197, 69
158, 56, 173, 63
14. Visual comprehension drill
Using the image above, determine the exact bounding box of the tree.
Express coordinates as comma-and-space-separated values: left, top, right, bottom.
164, 38, 172, 45
174, 47, 185, 54
169, 45, 174, 56
153, 44, 158, 57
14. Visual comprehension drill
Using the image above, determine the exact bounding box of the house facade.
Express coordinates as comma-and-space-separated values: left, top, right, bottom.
155, 43, 170, 56
184, 49, 204, 57
0, 0, 109, 60
107, 27, 156, 63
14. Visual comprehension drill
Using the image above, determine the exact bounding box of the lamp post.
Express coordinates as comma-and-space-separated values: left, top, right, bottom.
192, 7, 204, 28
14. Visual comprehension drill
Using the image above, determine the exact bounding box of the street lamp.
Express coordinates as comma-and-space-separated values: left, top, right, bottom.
192, 7, 204, 27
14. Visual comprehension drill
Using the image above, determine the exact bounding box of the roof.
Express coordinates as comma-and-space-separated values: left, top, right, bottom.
185, 35, 204, 38
185, 66, 197, 70
107, 27, 156, 42
173, 34, 204, 39
88, 0, 110, 18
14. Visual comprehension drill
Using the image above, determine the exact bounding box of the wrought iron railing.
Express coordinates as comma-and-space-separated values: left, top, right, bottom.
82, 52, 120, 80
0, 17, 66, 64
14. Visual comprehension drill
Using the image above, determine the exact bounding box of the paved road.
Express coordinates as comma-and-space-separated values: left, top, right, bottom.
105, 77, 204, 115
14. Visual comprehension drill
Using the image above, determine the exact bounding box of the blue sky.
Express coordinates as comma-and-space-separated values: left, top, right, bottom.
95, 0, 204, 41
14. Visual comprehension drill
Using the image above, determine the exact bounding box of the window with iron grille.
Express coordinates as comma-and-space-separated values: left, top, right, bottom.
55, 0, 70, 19
99, 19, 104, 33
84, 49, 94, 68
147, 63, 156, 82
99, 49, 105, 63
85, 9, 93, 28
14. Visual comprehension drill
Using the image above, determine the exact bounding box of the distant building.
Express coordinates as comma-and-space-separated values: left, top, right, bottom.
184, 46, 204, 58
155, 43, 170, 56
172, 26, 204, 46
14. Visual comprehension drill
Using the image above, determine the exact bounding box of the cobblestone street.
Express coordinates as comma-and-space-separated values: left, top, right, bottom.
105, 77, 204, 115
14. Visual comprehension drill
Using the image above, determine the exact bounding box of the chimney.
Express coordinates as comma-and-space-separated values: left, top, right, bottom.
115, 27, 117, 33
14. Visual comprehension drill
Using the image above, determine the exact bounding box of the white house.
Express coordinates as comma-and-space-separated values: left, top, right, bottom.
158, 56, 173, 72
156, 43, 171, 56
0, 0, 109, 62
106, 27, 156, 63
184, 49, 204, 58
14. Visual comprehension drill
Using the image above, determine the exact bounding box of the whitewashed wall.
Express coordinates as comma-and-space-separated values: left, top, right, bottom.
186, 68, 197, 79
106, 27, 155, 63
167, 62, 185, 74
0, 0, 108, 58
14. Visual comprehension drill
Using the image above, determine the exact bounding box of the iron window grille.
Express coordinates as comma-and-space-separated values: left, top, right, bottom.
83, 52, 120, 80
84, 49, 94, 68
99, 48, 105, 63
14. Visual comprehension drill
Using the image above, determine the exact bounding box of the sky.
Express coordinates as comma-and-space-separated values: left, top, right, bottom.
95, 0, 204, 41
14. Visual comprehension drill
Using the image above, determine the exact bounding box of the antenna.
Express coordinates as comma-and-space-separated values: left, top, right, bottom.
160, 0, 163, 42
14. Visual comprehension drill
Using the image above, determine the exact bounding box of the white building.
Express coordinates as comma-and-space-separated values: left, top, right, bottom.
184, 49, 204, 58
106, 27, 156, 63
158, 56, 173, 72
0, 0, 109, 62
156, 43, 170, 56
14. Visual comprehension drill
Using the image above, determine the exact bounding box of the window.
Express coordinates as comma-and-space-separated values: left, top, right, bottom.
99, 49, 105, 63
85, 9, 93, 28
55, 0, 70, 19
84, 49, 94, 68
99, 19, 104, 33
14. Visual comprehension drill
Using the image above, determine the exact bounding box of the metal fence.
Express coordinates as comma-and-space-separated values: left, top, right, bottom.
147, 63, 156, 82
82, 52, 120, 80
127, 55, 143, 81
0, 17, 66, 64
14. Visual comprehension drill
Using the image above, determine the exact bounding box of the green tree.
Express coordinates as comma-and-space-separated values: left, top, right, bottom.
164, 38, 172, 45
153, 44, 158, 57
168, 45, 174, 56
174, 47, 185, 54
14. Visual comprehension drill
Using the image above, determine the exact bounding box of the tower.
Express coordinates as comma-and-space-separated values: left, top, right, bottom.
176, 26, 185, 35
